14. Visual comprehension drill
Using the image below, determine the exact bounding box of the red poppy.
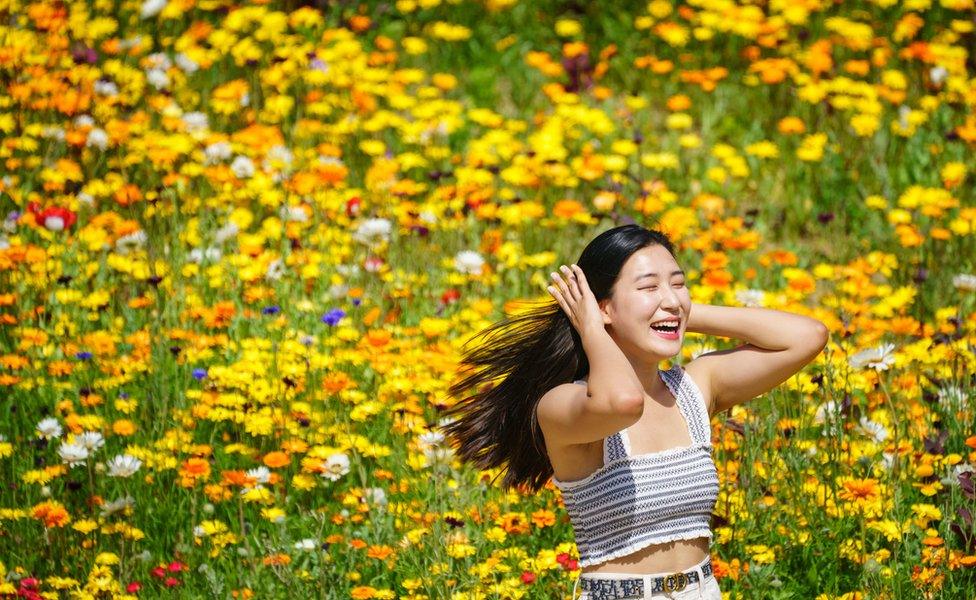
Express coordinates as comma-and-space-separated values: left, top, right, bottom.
27, 202, 76, 231
346, 196, 361, 217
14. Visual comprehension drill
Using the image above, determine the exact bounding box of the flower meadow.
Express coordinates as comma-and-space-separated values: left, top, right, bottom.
1, 0, 976, 597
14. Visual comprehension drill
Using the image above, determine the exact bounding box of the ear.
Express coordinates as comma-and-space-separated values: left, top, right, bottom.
599, 297, 613, 326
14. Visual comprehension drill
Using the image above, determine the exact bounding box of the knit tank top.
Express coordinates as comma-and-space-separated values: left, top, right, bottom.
551, 364, 719, 568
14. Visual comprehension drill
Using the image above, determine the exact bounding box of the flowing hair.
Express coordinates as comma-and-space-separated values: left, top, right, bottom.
440, 224, 677, 492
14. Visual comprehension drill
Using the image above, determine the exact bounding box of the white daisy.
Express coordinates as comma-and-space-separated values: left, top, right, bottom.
214, 221, 239, 244
145, 68, 169, 90
76, 431, 105, 451
86, 128, 109, 150
58, 442, 89, 468
204, 141, 232, 165
93, 80, 119, 96
352, 218, 393, 246
322, 453, 350, 482
36, 418, 63, 439
115, 230, 148, 254
230, 155, 255, 179
140, 0, 167, 19
848, 343, 896, 371
952, 273, 976, 292
856, 417, 889, 444
454, 250, 485, 275
246, 466, 271, 485
106, 454, 142, 478
294, 538, 317, 551
363, 487, 388, 507
100, 495, 134, 518
175, 52, 199, 74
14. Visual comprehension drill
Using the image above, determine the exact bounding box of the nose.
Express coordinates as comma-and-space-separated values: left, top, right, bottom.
659, 285, 681, 309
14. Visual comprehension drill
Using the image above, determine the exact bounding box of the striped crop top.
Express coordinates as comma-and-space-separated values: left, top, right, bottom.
551, 364, 720, 568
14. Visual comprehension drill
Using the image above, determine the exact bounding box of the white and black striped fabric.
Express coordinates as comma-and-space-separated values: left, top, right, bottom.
551, 364, 720, 568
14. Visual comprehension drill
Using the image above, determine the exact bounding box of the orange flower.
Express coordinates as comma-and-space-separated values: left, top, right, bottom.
553, 199, 585, 219
666, 94, 691, 111
839, 477, 880, 503
531, 509, 556, 528
179, 457, 211, 485
364, 329, 391, 348
563, 41, 588, 59
262, 452, 290, 469
31, 500, 70, 528
497, 512, 531, 535
348, 15, 371, 32
262, 553, 291, 566
777, 116, 806, 135
701, 251, 728, 270
702, 270, 733, 289
366, 545, 395, 560
114, 184, 142, 207
350, 587, 377, 600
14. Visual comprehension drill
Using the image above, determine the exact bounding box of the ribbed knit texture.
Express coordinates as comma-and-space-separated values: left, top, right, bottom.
552, 364, 719, 568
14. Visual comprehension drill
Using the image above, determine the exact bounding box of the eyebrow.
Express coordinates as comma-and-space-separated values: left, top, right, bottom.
634, 270, 685, 282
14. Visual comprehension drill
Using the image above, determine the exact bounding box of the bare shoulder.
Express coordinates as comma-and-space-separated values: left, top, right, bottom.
535, 381, 587, 440
536, 382, 600, 478
682, 358, 717, 419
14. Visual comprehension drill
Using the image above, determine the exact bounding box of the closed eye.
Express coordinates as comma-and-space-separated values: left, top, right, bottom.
639, 281, 684, 290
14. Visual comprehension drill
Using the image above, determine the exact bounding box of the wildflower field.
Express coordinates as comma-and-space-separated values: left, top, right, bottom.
1, 0, 976, 597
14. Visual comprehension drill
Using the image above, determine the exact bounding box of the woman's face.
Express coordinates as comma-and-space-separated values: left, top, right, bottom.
600, 244, 691, 358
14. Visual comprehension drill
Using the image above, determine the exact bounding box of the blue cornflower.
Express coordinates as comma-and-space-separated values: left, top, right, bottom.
351, 298, 362, 307
75, 351, 93, 360
192, 368, 208, 380
321, 308, 345, 326
262, 305, 281, 315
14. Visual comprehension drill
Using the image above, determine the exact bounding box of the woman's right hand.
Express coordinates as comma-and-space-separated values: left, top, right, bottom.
547, 264, 605, 338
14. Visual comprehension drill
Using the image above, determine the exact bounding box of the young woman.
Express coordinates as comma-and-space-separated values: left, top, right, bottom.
442, 224, 828, 599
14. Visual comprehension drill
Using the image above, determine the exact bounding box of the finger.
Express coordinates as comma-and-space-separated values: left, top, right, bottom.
560, 265, 581, 302
571, 264, 591, 297
547, 285, 571, 316
551, 270, 571, 301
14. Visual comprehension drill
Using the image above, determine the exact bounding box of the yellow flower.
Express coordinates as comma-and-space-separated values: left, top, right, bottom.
261, 507, 286, 523
485, 526, 508, 543
745, 140, 779, 158
850, 113, 879, 137
665, 113, 693, 130
796, 133, 828, 161
864, 195, 888, 209
940, 161, 966, 187
401, 36, 427, 55
555, 19, 582, 37
73, 519, 99, 535
94, 552, 120, 565
641, 152, 680, 169
359, 140, 386, 157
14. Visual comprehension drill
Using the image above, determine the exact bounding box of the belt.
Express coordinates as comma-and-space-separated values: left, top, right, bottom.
579, 558, 713, 599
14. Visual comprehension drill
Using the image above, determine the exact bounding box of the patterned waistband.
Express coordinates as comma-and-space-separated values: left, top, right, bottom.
579, 558, 713, 599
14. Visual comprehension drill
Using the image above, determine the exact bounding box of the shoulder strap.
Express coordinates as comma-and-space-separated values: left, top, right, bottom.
604, 430, 630, 462
671, 365, 711, 445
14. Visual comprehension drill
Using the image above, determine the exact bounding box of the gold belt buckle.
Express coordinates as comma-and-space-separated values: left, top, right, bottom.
663, 571, 688, 593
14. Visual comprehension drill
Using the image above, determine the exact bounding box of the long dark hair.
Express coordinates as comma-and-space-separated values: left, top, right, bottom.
440, 224, 677, 492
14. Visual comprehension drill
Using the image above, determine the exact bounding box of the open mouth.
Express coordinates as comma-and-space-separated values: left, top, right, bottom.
650, 320, 680, 339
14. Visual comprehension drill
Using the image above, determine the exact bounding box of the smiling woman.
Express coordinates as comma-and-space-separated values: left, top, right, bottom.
442, 223, 828, 599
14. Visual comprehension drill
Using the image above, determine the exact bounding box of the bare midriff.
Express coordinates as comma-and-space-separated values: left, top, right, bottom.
582, 536, 710, 574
